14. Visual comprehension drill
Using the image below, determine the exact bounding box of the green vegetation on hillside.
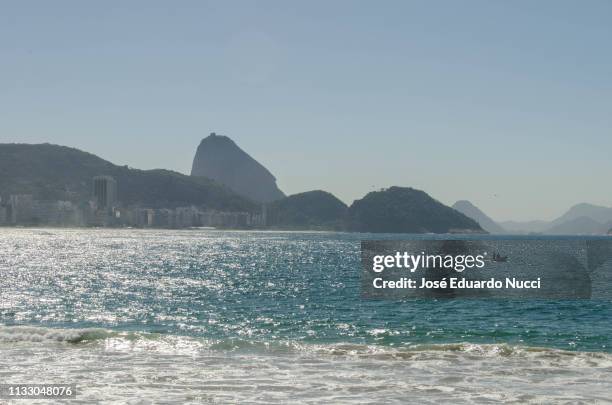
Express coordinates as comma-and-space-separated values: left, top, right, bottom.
0, 145, 487, 233
267, 190, 347, 230
0, 143, 257, 211
348, 187, 483, 233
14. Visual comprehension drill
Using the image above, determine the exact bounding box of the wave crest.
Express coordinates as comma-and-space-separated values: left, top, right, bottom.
0, 325, 114, 343
1, 325, 611, 367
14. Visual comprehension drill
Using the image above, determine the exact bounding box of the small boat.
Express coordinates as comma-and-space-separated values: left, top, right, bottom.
492, 253, 508, 262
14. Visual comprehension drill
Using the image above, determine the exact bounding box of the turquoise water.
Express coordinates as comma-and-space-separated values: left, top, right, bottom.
1, 229, 611, 403
2, 229, 610, 352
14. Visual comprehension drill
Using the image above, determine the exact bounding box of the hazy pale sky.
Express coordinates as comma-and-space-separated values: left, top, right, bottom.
1, 0, 611, 221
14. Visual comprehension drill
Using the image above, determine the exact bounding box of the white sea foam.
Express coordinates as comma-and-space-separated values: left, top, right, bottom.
0, 325, 110, 343
1, 326, 611, 404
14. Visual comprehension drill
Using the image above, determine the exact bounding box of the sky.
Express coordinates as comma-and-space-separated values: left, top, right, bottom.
1, 0, 611, 222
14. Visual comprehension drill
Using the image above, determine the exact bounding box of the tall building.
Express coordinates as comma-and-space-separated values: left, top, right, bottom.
9, 194, 34, 224
0, 200, 6, 225
93, 176, 117, 211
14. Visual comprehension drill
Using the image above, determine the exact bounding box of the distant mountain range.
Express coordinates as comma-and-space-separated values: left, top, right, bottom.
0, 143, 257, 211
452, 200, 506, 234
2, 138, 608, 235
497, 219, 550, 234
264, 187, 483, 233
454, 200, 612, 235
0, 141, 484, 233
549, 203, 612, 228
546, 216, 612, 235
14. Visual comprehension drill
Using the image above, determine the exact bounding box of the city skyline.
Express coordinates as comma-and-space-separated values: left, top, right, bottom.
1, 1, 611, 221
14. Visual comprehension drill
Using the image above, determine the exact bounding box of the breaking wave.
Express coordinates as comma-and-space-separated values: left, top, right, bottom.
2, 325, 612, 403
2, 325, 611, 364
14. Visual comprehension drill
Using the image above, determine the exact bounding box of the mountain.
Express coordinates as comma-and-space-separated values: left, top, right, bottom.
546, 216, 609, 235
549, 203, 612, 227
498, 220, 551, 234
191, 133, 285, 203
267, 190, 347, 230
452, 200, 506, 234
0, 143, 257, 211
347, 187, 484, 234
498, 203, 612, 235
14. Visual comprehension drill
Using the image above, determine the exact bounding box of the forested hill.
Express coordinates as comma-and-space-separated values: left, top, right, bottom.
348, 187, 484, 233
0, 143, 257, 211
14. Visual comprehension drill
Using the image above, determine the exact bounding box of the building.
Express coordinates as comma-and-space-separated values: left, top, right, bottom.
175, 206, 201, 228
31, 200, 63, 225
30, 200, 83, 226
9, 194, 34, 224
93, 176, 117, 212
0, 196, 4, 225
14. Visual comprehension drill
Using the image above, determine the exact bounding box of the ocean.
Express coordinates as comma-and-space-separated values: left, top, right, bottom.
1, 229, 611, 404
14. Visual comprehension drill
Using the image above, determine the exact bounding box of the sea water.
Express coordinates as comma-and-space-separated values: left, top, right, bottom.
0, 229, 611, 403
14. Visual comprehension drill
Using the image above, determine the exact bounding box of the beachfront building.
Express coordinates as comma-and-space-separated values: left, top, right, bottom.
93, 176, 117, 212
